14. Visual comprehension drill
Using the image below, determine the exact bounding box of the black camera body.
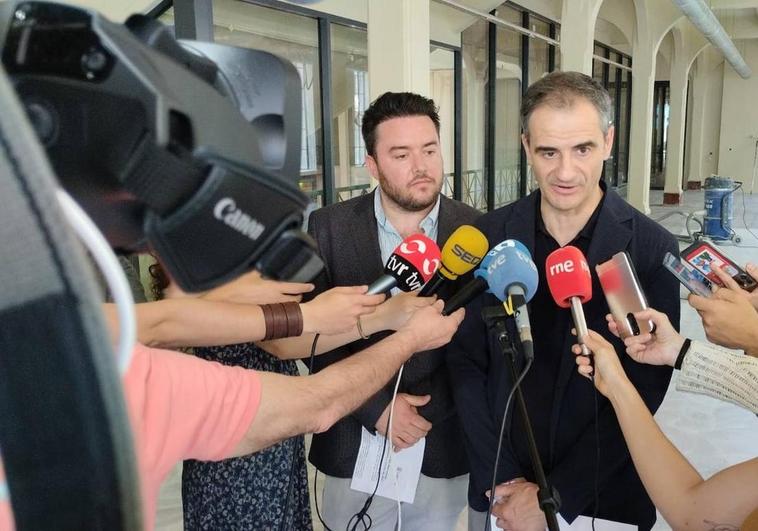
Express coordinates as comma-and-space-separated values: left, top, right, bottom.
1, 1, 322, 291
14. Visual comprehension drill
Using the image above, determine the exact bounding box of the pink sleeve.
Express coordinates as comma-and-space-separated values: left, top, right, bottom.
0, 344, 262, 531
123, 343, 261, 516
0, 466, 12, 531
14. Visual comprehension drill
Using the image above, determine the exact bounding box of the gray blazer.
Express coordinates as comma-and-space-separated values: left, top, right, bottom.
306, 189, 480, 479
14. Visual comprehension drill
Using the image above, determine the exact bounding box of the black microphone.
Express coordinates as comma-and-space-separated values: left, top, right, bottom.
442, 277, 487, 316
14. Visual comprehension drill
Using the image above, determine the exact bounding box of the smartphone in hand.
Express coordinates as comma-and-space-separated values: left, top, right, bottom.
680, 241, 757, 292
662, 252, 713, 298
596, 251, 654, 339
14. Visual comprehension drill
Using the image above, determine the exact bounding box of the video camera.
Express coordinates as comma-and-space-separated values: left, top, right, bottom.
0, 2, 324, 527
0, 0, 323, 291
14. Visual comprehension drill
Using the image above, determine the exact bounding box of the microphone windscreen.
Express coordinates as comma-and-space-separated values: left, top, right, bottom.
438, 225, 489, 280
477, 240, 538, 302
486, 238, 530, 257
441, 239, 529, 314
545, 245, 592, 308
384, 233, 441, 291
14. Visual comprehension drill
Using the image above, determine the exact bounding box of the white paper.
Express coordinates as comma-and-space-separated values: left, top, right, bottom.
489, 513, 636, 530
350, 427, 425, 503
556, 514, 637, 530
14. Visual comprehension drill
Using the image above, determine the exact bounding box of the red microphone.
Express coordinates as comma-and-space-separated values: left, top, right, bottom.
367, 234, 441, 295
546, 246, 593, 356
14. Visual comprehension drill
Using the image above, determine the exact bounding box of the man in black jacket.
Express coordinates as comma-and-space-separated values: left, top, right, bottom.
448, 72, 680, 531
307, 92, 480, 530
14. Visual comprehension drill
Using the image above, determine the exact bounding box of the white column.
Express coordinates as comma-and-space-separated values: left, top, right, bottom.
336, 112, 350, 188
367, 0, 430, 99
687, 59, 708, 188
461, 48, 485, 171
430, 69, 455, 174
663, 50, 689, 203
627, 41, 656, 214
559, 0, 603, 74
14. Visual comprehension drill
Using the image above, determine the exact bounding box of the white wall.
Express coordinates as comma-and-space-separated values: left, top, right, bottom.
594, 19, 630, 53
683, 71, 695, 182
718, 39, 758, 191
656, 32, 674, 81
517, 0, 561, 21
430, 2, 467, 47
596, 0, 634, 53
702, 61, 724, 180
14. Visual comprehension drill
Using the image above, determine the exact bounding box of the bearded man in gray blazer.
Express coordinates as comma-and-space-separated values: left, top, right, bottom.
307, 92, 480, 530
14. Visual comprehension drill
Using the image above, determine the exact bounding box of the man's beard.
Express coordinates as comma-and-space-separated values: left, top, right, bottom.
377, 170, 442, 212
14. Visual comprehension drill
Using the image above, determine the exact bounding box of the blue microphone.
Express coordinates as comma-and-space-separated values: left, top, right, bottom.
479, 241, 539, 358
442, 239, 533, 315
482, 238, 530, 265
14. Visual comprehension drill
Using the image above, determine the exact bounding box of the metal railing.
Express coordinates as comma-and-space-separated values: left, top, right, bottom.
444, 167, 522, 211
302, 167, 523, 211
302, 182, 372, 206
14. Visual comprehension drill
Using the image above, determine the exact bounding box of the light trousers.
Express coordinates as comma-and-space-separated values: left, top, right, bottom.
320, 473, 468, 531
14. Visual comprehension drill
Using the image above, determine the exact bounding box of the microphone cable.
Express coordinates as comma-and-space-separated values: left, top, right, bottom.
308, 333, 335, 531
276, 329, 323, 531
579, 344, 600, 531
56, 189, 135, 374
307, 333, 399, 531
590, 372, 600, 531
387, 366, 405, 531
346, 366, 403, 531
484, 353, 533, 531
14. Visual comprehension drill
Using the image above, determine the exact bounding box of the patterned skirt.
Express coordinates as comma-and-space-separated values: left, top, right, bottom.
182, 343, 313, 530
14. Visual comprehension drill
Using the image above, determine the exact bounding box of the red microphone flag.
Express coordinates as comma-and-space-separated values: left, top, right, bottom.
393, 233, 441, 284
545, 246, 592, 308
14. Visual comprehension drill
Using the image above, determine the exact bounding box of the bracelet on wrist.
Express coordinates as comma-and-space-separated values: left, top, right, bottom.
261, 302, 303, 340
356, 315, 370, 340
674, 338, 692, 370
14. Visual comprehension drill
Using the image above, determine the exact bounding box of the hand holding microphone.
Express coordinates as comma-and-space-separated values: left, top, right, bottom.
418, 225, 488, 297
300, 286, 387, 335
545, 246, 593, 357
370, 290, 437, 332
367, 234, 441, 295
572, 330, 629, 397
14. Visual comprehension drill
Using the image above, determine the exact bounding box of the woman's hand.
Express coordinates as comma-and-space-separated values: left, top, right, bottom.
573, 330, 629, 398
689, 265, 758, 352
365, 291, 436, 333
609, 309, 684, 367
300, 286, 386, 335
201, 270, 314, 305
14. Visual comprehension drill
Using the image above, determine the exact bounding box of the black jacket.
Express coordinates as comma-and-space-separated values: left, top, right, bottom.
306, 190, 480, 479
446, 188, 680, 529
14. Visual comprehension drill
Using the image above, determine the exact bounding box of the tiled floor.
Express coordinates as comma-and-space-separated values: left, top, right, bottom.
155, 187, 758, 531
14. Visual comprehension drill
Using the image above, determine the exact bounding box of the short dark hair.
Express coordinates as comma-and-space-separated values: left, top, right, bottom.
520, 71, 612, 138
361, 92, 440, 157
